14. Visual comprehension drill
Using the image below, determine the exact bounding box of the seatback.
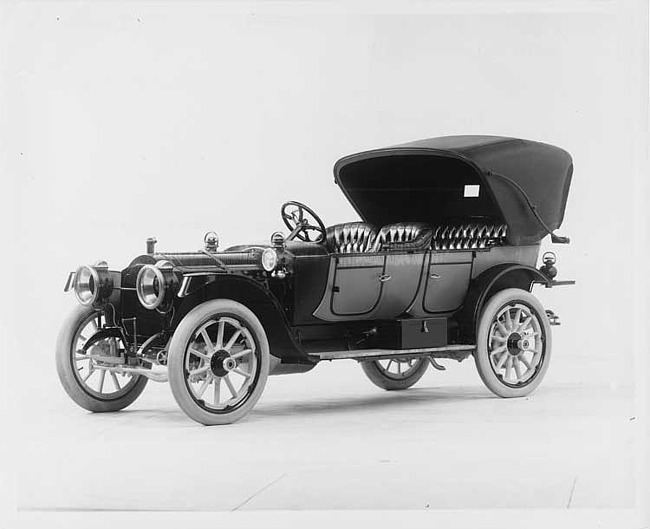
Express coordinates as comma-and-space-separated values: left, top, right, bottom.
325, 222, 378, 253
431, 223, 508, 250
372, 222, 432, 252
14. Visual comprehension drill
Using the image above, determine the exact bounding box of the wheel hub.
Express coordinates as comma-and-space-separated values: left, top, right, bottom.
210, 350, 236, 377
506, 332, 526, 356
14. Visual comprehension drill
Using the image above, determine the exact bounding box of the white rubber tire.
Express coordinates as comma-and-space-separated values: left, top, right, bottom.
474, 288, 552, 398
167, 299, 270, 425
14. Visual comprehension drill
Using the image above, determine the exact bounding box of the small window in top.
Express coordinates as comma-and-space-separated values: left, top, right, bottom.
464, 184, 480, 198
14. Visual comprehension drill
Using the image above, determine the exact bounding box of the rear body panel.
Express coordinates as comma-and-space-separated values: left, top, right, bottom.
307, 244, 540, 324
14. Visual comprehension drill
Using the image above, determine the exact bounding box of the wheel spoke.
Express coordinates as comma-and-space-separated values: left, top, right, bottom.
518, 355, 532, 370
213, 376, 221, 405
232, 367, 251, 379
110, 371, 121, 390
490, 345, 507, 357
505, 309, 513, 330
82, 367, 95, 382
513, 308, 522, 329
504, 356, 514, 381
200, 329, 215, 354
513, 357, 524, 381
224, 329, 242, 351
216, 320, 225, 349
230, 349, 252, 360
196, 376, 212, 398
223, 374, 237, 398
188, 348, 211, 362
495, 351, 509, 370
189, 365, 211, 378
516, 315, 533, 333
496, 321, 509, 337
97, 369, 106, 393
396, 362, 402, 374
491, 333, 507, 344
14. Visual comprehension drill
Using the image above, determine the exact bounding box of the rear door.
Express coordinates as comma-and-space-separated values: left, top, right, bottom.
407, 251, 473, 316
422, 252, 473, 313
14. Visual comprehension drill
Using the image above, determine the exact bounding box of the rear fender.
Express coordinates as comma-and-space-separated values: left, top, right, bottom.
456, 264, 550, 342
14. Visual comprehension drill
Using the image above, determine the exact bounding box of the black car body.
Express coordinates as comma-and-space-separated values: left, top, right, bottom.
57, 135, 574, 425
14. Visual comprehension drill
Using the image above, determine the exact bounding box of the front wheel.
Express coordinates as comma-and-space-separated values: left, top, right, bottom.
56, 306, 148, 412
167, 299, 270, 425
474, 288, 552, 398
360, 357, 429, 391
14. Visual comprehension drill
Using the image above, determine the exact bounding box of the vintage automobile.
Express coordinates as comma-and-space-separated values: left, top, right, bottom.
56, 135, 575, 425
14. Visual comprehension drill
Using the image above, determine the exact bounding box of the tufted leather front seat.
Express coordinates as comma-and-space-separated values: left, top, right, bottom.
326, 222, 378, 253
431, 224, 508, 250
372, 222, 432, 252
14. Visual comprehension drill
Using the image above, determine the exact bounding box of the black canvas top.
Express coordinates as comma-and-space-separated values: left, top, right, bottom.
334, 135, 573, 245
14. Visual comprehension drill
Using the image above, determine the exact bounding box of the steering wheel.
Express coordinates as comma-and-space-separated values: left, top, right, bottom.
280, 201, 327, 243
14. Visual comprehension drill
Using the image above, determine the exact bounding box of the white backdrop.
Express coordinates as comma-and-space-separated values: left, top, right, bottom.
5, 1, 647, 371
1, 0, 648, 527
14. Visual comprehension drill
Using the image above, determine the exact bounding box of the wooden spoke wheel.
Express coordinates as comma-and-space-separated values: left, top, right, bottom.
167, 299, 270, 425
56, 306, 147, 412
361, 357, 429, 391
474, 288, 552, 398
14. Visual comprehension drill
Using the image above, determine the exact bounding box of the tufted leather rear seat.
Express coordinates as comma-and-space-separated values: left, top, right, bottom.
372, 222, 432, 252
431, 224, 507, 250
325, 221, 508, 254
326, 222, 378, 253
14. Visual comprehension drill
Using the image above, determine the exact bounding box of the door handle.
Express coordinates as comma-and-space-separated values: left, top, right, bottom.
429, 272, 441, 279
379, 274, 392, 282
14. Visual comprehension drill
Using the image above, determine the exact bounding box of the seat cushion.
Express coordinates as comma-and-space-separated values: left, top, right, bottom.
372, 222, 431, 252
432, 223, 508, 250
326, 222, 378, 253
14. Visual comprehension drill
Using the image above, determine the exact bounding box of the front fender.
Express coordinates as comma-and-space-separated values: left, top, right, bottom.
174, 273, 315, 366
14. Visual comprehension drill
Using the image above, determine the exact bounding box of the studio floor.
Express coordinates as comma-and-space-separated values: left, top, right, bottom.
15, 345, 638, 513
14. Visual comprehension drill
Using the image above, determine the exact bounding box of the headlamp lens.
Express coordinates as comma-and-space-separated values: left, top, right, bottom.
261, 248, 278, 272
74, 265, 99, 305
137, 265, 166, 310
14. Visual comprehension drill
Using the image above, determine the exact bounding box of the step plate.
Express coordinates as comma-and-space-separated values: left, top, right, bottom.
311, 344, 475, 362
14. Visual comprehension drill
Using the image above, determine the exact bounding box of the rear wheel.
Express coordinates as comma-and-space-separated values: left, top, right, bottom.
56, 306, 148, 412
474, 288, 552, 398
360, 357, 429, 391
167, 299, 270, 425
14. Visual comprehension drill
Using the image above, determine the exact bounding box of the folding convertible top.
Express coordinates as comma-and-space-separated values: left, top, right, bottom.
334, 135, 573, 246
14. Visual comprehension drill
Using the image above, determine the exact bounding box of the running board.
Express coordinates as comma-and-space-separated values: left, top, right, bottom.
311, 345, 475, 362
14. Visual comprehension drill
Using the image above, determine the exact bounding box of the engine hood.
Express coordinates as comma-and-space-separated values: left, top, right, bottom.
127, 249, 265, 272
